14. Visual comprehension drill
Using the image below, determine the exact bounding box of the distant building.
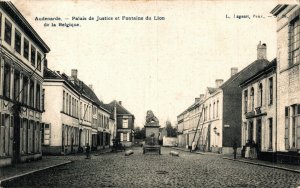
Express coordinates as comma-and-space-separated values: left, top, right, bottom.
240, 58, 277, 160
177, 43, 271, 154
0, 2, 50, 167
106, 101, 134, 147
271, 5, 300, 162
42, 69, 112, 154
177, 97, 203, 149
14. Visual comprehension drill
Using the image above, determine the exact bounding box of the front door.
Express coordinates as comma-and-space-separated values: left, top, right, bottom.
256, 119, 262, 158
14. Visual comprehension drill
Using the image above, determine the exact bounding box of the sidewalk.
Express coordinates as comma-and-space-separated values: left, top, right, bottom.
171, 147, 300, 173
0, 158, 72, 186
223, 156, 300, 173
171, 147, 221, 155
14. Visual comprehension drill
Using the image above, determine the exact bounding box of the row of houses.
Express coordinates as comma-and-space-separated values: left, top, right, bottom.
177, 4, 300, 162
0, 2, 135, 167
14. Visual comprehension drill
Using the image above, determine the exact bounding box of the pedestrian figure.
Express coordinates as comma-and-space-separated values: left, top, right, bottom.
85, 143, 91, 159
232, 140, 238, 159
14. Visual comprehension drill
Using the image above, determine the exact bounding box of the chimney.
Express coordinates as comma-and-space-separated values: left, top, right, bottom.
257, 41, 267, 60
195, 97, 200, 103
56, 71, 60, 74
215, 79, 224, 88
119, 101, 122, 105
231, 67, 238, 77
199, 94, 204, 101
71, 69, 78, 79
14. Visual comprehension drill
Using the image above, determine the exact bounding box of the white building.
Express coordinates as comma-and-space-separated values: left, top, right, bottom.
0, 2, 50, 167
42, 68, 112, 154
271, 5, 300, 163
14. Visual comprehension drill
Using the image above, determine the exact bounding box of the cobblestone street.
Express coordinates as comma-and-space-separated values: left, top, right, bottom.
2, 147, 300, 188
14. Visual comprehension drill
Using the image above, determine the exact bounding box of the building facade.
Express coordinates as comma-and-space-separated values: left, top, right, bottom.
107, 101, 134, 147
0, 2, 50, 166
240, 59, 277, 160
42, 68, 112, 154
177, 97, 202, 149
271, 5, 300, 162
177, 43, 271, 154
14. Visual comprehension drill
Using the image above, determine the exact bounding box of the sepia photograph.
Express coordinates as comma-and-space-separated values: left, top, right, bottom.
0, 0, 300, 187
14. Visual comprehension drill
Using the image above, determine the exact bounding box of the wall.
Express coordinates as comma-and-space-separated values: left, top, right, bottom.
276, 5, 300, 151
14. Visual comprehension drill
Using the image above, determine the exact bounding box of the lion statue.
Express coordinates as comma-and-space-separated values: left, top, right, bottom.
146, 110, 159, 124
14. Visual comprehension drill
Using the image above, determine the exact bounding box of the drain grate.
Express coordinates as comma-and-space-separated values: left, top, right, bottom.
156, 170, 169, 174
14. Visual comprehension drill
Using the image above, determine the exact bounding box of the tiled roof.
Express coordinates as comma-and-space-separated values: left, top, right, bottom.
44, 67, 109, 113
207, 87, 218, 94
107, 101, 134, 116
239, 58, 277, 87
220, 58, 270, 89
44, 68, 62, 79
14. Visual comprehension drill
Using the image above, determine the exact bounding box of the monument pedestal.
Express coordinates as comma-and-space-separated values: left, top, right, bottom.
143, 122, 161, 154
144, 122, 160, 138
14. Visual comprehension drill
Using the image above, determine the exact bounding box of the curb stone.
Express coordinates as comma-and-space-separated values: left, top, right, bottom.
223, 157, 300, 174
0, 160, 72, 186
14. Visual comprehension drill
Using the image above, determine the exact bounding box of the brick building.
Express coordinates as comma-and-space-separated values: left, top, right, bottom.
106, 101, 134, 147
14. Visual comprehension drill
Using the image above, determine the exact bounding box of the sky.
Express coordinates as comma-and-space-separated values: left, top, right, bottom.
11, 0, 295, 127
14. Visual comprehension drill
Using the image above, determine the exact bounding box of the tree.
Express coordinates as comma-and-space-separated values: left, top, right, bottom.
165, 121, 177, 137
134, 127, 146, 139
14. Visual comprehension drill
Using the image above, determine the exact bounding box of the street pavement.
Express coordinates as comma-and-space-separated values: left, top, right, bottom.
2, 147, 300, 188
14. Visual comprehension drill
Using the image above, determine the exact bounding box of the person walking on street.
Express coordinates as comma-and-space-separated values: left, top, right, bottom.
85, 143, 91, 159
233, 140, 238, 159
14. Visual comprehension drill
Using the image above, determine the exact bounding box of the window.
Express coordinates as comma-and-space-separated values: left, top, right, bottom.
22, 77, 28, 105
244, 90, 248, 112
269, 118, 273, 150
14, 29, 21, 54
4, 19, 12, 45
69, 96, 71, 115
123, 133, 127, 141
290, 16, 300, 65
41, 89, 45, 111
3, 63, 11, 99
36, 84, 40, 110
63, 91, 65, 112
292, 104, 300, 149
209, 104, 211, 120
66, 93, 69, 114
37, 52, 41, 71
250, 87, 254, 111
216, 100, 219, 117
29, 80, 34, 107
23, 38, 29, 59
269, 77, 273, 105
0, 12, 2, 38
258, 83, 263, 107
13, 70, 20, 101
30, 45, 36, 66
213, 102, 215, 119
285, 107, 290, 150
123, 118, 128, 128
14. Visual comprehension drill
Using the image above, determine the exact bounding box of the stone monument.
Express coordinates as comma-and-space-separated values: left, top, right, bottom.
143, 110, 161, 154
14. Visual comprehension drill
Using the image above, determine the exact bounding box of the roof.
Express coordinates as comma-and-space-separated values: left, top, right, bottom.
240, 58, 277, 87
107, 100, 134, 117
0, 2, 50, 53
207, 87, 218, 94
270, 4, 289, 16
44, 67, 110, 113
220, 58, 270, 89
